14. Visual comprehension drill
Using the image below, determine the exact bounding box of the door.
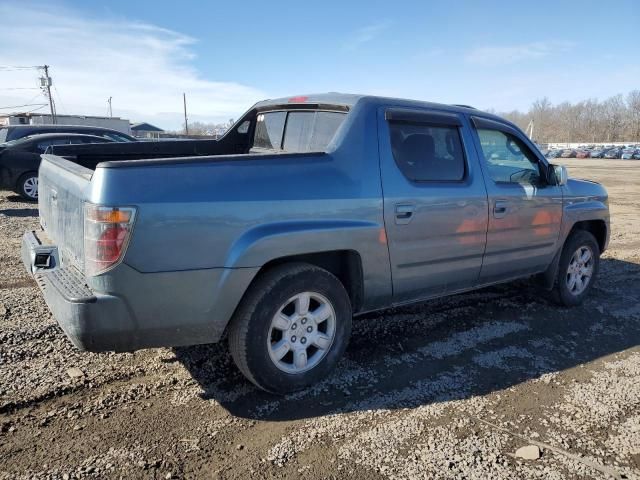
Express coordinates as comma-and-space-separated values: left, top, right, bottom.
379, 107, 489, 304
470, 116, 563, 284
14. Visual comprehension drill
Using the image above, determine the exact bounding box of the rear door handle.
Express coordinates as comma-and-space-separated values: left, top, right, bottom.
395, 203, 415, 224
493, 200, 508, 218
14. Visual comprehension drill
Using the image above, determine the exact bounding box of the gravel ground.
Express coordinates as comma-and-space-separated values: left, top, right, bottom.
1, 158, 639, 479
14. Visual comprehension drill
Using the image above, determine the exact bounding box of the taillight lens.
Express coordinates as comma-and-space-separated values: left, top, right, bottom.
84, 204, 136, 276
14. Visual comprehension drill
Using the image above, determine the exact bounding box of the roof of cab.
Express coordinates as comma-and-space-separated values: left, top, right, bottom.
253, 92, 499, 118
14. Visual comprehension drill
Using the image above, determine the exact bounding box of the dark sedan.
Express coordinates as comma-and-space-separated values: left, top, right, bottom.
0, 124, 137, 143
0, 133, 114, 200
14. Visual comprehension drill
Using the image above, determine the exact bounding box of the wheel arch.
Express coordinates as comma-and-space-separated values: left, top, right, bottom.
567, 219, 607, 253
257, 250, 364, 313
539, 218, 607, 290
229, 250, 364, 319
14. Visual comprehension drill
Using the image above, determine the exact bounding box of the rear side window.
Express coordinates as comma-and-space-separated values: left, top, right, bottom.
36, 139, 71, 153
0, 128, 7, 143
253, 110, 345, 152
389, 123, 466, 181
102, 133, 132, 142
254, 111, 287, 149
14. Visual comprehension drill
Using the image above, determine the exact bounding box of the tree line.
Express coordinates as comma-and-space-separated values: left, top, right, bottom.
492, 90, 640, 144
166, 119, 235, 136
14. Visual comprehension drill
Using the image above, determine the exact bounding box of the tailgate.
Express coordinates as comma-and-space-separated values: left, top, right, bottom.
38, 154, 92, 269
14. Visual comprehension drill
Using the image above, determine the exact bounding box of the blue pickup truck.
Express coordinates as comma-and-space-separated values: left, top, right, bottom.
22, 93, 609, 393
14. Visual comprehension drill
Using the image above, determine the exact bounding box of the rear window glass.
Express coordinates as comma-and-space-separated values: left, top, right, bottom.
389, 122, 466, 182
253, 111, 345, 152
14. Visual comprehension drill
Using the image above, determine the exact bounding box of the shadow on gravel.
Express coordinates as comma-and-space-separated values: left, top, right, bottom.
0, 207, 38, 217
3, 194, 35, 203
174, 258, 640, 421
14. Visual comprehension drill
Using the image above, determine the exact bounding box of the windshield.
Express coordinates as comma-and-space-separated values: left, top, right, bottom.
0, 128, 7, 143
253, 110, 346, 153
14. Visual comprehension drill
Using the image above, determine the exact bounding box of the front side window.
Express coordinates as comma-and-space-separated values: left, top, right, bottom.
389, 122, 466, 182
476, 129, 541, 184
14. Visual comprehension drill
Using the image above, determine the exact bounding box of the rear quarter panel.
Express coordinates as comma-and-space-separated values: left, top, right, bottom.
91, 100, 393, 310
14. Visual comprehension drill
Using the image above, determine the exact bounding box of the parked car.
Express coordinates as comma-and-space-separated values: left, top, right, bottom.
621, 148, 636, 160
576, 150, 591, 159
604, 148, 622, 159
590, 149, 606, 158
545, 149, 563, 159
632, 150, 640, 160
22, 93, 610, 394
0, 124, 137, 144
560, 149, 576, 158
0, 133, 114, 200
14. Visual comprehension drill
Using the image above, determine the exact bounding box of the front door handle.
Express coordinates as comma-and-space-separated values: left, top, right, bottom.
493, 200, 508, 218
395, 203, 415, 224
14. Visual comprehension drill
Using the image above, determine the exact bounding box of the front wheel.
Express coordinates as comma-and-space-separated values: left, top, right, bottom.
17, 172, 39, 201
228, 263, 352, 394
553, 230, 600, 306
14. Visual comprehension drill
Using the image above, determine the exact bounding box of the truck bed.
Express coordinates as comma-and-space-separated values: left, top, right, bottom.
49, 138, 239, 170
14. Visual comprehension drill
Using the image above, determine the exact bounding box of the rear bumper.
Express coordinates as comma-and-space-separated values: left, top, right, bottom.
22, 230, 258, 352
23, 230, 139, 351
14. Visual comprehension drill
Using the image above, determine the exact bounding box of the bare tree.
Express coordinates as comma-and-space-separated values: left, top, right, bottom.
494, 90, 640, 143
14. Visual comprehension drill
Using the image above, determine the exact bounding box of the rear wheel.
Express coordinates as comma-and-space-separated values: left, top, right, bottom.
228, 263, 352, 394
17, 172, 38, 201
553, 230, 600, 306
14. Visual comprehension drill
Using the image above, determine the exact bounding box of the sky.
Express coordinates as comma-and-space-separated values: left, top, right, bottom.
0, 0, 638, 130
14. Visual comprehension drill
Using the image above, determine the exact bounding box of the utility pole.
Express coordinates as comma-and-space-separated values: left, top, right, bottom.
183, 92, 189, 135
41, 65, 56, 124
108, 96, 113, 118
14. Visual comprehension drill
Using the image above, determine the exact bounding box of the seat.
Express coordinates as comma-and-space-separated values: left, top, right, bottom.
399, 133, 437, 180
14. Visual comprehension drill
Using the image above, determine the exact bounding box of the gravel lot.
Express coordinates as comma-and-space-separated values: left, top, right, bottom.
1, 158, 639, 479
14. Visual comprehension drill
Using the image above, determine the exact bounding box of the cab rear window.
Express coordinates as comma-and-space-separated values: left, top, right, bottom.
253, 111, 346, 152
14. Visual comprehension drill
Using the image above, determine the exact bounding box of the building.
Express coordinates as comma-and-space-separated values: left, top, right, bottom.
0, 113, 131, 134
130, 122, 164, 139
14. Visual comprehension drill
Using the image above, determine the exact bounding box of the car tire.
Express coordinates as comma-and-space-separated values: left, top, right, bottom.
552, 230, 600, 307
228, 262, 352, 394
17, 172, 39, 201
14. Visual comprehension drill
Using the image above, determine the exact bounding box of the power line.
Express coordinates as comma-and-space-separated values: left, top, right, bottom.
53, 85, 67, 115
22, 105, 48, 114
0, 103, 48, 110
0, 65, 42, 71
0, 87, 40, 90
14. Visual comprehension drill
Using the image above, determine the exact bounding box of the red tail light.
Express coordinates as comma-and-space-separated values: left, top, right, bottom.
84, 204, 136, 276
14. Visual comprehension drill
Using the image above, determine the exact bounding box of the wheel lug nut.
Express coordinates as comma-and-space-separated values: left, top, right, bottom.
301, 317, 307, 324
291, 323, 297, 330
307, 326, 312, 333
291, 336, 296, 342
300, 337, 307, 344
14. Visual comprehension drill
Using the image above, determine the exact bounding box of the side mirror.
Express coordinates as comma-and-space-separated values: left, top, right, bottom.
550, 164, 568, 186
